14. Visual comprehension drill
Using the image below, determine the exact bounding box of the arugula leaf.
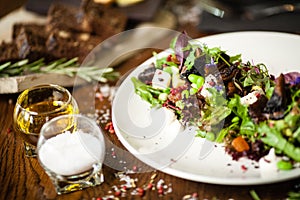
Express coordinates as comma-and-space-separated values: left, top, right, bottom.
239, 63, 272, 88
293, 126, 300, 143
287, 191, 300, 200
215, 122, 239, 143
285, 89, 300, 115
153, 52, 178, 69
203, 106, 231, 126
227, 95, 257, 137
228, 95, 248, 119
131, 77, 169, 107
258, 122, 300, 162
203, 46, 224, 61
230, 54, 242, 63
170, 36, 177, 50
201, 88, 231, 135
184, 45, 197, 70
206, 88, 227, 106
202, 46, 240, 66
240, 119, 256, 136
265, 78, 275, 99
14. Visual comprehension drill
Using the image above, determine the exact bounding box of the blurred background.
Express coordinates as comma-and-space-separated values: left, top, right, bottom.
1, 0, 300, 32
0, 0, 299, 34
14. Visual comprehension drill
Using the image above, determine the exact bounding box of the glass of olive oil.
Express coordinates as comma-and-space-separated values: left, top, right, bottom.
13, 84, 79, 157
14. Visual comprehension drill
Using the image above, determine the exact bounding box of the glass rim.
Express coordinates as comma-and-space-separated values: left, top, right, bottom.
38, 114, 103, 147
16, 84, 74, 116
40, 114, 99, 133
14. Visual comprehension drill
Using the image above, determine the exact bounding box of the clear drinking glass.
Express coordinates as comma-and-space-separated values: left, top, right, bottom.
37, 114, 105, 194
13, 84, 79, 157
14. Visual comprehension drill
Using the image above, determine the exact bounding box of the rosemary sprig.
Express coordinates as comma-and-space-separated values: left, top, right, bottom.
0, 57, 119, 82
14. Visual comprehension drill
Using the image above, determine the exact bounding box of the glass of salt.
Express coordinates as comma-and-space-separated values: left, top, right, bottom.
37, 114, 105, 194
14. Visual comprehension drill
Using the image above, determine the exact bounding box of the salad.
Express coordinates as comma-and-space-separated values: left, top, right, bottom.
131, 32, 300, 170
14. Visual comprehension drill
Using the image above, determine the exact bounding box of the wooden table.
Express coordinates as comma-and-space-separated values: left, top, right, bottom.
0, 3, 300, 199
1, 45, 300, 200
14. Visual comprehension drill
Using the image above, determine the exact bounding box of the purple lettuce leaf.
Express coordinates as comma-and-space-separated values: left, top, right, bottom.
276, 72, 300, 85
174, 31, 191, 68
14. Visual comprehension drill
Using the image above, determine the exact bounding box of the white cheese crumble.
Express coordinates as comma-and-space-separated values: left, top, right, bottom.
171, 67, 185, 88
240, 91, 258, 105
152, 69, 171, 89
240, 87, 264, 105
200, 74, 217, 98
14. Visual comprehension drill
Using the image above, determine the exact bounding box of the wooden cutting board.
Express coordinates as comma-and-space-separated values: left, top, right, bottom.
0, 73, 86, 93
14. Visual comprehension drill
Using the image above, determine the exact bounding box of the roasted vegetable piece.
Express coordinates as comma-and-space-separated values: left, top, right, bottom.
231, 136, 250, 152
264, 74, 289, 119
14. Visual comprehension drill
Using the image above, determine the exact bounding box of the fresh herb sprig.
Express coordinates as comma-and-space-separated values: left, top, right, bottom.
0, 57, 120, 82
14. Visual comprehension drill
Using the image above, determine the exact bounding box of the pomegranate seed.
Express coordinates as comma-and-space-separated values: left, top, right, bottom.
192, 192, 198, 197
132, 165, 138, 171
147, 183, 153, 189
241, 165, 248, 171
115, 190, 121, 196
137, 188, 145, 196
166, 54, 172, 62
209, 81, 216, 86
7, 128, 11, 134
158, 188, 164, 195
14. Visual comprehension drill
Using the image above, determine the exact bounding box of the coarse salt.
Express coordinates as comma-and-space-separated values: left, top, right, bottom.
39, 130, 104, 176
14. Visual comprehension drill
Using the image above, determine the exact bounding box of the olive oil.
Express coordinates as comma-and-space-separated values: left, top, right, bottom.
13, 84, 79, 157
15, 100, 78, 146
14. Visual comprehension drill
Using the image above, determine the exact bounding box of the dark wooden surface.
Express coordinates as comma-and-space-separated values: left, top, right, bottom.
1, 3, 300, 200
0, 0, 25, 18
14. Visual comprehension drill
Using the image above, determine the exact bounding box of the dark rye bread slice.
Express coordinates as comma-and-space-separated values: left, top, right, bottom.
12, 23, 54, 62
83, 0, 128, 38
0, 23, 52, 64
2, 22, 103, 64
11, 22, 102, 63
46, 29, 103, 63
47, 2, 127, 38
1, 1, 128, 65
0, 42, 20, 64
12, 23, 46, 40
46, 3, 93, 34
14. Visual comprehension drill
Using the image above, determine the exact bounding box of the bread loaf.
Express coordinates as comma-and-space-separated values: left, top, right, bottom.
0, 1, 128, 64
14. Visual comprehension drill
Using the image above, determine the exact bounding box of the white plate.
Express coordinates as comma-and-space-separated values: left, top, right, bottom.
112, 31, 300, 185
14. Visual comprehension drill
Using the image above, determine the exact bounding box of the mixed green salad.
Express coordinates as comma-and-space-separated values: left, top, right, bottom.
131, 32, 300, 170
